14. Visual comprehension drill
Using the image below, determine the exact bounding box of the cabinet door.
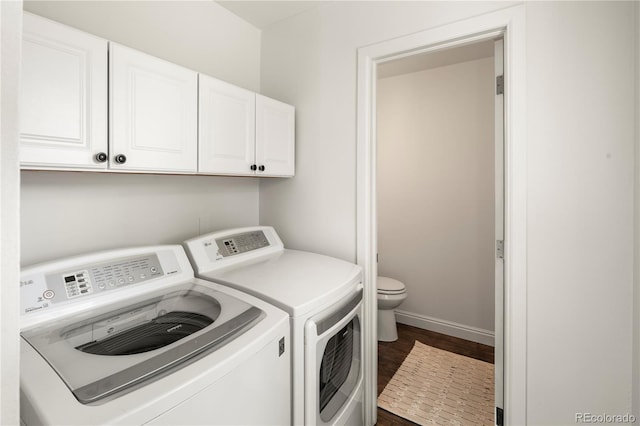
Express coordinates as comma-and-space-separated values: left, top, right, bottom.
255, 95, 295, 177
110, 43, 197, 173
199, 75, 255, 175
20, 13, 108, 169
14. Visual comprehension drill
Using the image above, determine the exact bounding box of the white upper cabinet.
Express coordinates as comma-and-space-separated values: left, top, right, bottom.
199, 75, 256, 175
20, 14, 293, 177
255, 95, 295, 177
109, 43, 198, 173
20, 13, 108, 169
199, 78, 295, 177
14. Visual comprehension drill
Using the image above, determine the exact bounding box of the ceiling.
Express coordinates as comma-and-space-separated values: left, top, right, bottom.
377, 40, 495, 79
215, 1, 495, 78
217, 1, 325, 29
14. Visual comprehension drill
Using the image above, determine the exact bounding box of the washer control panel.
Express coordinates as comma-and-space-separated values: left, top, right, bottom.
62, 270, 93, 299
215, 230, 270, 257
21, 254, 164, 315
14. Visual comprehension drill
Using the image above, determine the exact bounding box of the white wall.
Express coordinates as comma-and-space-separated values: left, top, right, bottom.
526, 3, 634, 423
259, 2, 512, 261
377, 58, 495, 340
635, 1, 640, 420
24, 0, 261, 91
21, 172, 259, 265
260, 1, 636, 423
1, 1, 23, 423
20, 1, 263, 265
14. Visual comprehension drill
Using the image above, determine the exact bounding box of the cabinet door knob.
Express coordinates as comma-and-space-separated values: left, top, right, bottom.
250, 164, 257, 171
258, 165, 265, 172
95, 152, 108, 163
114, 154, 127, 164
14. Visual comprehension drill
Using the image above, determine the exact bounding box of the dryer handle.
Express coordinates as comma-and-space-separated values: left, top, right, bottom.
314, 289, 362, 336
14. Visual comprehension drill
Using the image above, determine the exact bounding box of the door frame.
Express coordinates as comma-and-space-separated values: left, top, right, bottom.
1, 1, 23, 424
356, 5, 527, 425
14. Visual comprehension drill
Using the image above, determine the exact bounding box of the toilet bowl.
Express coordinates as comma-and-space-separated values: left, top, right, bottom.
377, 276, 407, 342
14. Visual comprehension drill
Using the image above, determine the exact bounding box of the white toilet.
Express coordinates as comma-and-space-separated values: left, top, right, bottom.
377, 276, 407, 342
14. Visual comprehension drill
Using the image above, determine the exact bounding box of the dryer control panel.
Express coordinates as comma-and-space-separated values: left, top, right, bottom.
184, 226, 285, 271
215, 230, 271, 257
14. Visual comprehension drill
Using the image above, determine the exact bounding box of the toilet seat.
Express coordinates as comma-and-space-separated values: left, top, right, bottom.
377, 277, 406, 294
378, 289, 406, 295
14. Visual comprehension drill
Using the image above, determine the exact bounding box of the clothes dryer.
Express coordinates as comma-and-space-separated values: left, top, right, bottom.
184, 226, 364, 426
20, 245, 290, 425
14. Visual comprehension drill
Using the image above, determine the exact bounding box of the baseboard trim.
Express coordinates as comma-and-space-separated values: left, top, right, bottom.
395, 310, 495, 347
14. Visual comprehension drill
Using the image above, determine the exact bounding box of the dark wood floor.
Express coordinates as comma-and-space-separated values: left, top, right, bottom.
376, 323, 494, 426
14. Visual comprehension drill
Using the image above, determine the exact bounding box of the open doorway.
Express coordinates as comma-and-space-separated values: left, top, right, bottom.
356, 6, 527, 425
374, 38, 504, 425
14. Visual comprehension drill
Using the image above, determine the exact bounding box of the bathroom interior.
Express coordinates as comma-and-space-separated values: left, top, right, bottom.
375, 39, 500, 424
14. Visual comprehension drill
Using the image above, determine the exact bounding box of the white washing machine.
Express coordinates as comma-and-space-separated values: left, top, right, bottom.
184, 226, 364, 426
19, 245, 291, 425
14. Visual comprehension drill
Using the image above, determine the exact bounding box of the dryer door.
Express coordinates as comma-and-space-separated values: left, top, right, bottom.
304, 288, 363, 425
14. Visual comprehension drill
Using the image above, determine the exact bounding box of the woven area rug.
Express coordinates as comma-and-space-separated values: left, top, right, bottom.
378, 341, 494, 425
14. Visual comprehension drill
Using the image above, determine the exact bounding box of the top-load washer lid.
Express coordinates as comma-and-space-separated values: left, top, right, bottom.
21, 282, 263, 404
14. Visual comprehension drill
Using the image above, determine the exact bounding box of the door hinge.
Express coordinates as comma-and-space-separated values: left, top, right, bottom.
496, 407, 504, 426
496, 75, 504, 95
496, 240, 504, 259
